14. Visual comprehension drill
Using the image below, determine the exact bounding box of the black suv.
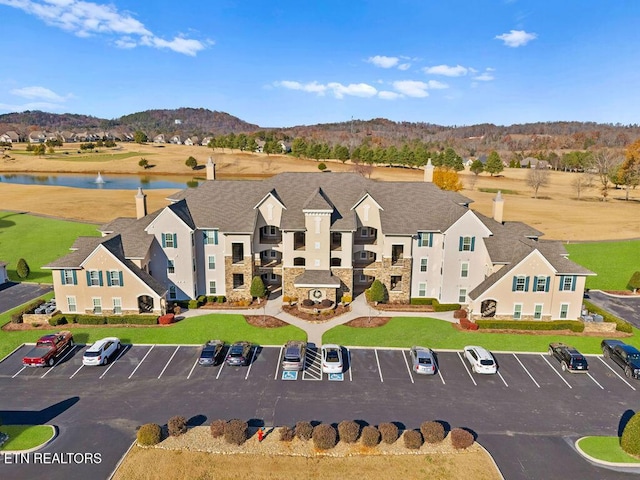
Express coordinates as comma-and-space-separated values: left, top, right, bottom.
548, 342, 589, 372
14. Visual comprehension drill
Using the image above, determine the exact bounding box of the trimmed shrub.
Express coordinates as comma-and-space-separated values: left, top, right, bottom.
250, 276, 267, 299
197, 295, 207, 305
340, 295, 352, 304
206, 296, 216, 303
188, 299, 199, 310
168, 416, 188, 437
378, 423, 399, 444
301, 299, 314, 307
295, 421, 314, 441
75, 315, 107, 325
217, 296, 226, 303
278, 426, 295, 442
403, 430, 423, 449
337, 420, 360, 443
421, 421, 446, 444
48, 315, 68, 326
432, 299, 461, 312
361, 426, 380, 447
583, 300, 633, 333
158, 314, 175, 325
12, 298, 46, 323
320, 299, 333, 308
621, 412, 640, 456
450, 428, 475, 449
628, 271, 640, 293
209, 419, 225, 438
224, 419, 248, 445
460, 317, 479, 331
312, 423, 337, 450
137, 423, 162, 446
368, 279, 387, 304
106, 315, 158, 325
16, 258, 30, 279
475, 319, 584, 332
410, 298, 434, 305
453, 309, 468, 319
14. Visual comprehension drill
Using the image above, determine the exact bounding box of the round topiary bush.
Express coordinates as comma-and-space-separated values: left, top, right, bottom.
301, 299, 315, 307
16, 258, 30, 279
168, 416, 188, 437
295, 421, 314, 441
420, 421, 446, 444
378, 423, 399, 444
320, 299, 333, 309
403, 430, 423, 449
450, 428, 475, 449
621, 412, 640, 456
137, 423, 162, 446
278, 426, 295, 442
224, 419, 248, 445
312, 423, 337, 450
361, 426, 380, 447
210, 419, 225, 438
337, 420, 360, 443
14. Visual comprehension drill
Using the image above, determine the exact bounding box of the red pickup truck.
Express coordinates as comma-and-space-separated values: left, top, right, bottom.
22, 331, 74, 367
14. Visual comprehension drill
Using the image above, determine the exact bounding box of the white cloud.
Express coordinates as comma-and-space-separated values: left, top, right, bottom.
367, 55, 399, 68
275, 81, 327, 95
398, 63, 411, 71
423, 64, 468, 77
392, 80, 429, 98
495, 29, 537, 47
10, 86, 67, 102
0, 0, 207, 56
426, 80, 448, 89
473, 72, 494, 81
327, 82, 377, 99
378, 91, 403, 100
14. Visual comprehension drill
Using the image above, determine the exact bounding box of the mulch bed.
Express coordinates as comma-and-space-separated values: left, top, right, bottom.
281, 304, 351, 322
344, 317, 391, 327
452, 324, 630, 337
244, 316, 289, 328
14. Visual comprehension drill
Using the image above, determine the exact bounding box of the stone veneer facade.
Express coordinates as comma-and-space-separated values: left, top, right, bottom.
224, 255, 254, 302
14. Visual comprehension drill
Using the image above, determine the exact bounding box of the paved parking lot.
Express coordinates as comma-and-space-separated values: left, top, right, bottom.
2, 343, 637, 394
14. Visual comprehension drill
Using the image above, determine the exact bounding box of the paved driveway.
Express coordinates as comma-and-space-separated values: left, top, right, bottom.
587, 290, 640, 329
0, 282, 52, 314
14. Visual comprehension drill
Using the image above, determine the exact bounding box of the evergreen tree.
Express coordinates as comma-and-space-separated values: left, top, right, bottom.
16, 258, 30, 279
250, 276, 267, 303
485, 150, 504, 176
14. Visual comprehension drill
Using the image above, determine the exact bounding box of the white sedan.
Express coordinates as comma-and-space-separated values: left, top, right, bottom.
82, 337, 121, 366
321, 344, 343, 374
463, 345, 497, 375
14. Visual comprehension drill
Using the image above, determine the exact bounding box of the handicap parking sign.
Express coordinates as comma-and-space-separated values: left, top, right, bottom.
282, 371, 298, 381
328, 373, 344, 381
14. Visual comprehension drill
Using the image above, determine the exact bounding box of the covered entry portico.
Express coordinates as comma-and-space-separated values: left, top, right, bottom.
293, 270, 341, 302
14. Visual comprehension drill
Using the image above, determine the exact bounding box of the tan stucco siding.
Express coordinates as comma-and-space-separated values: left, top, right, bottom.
304, 212, 331, 270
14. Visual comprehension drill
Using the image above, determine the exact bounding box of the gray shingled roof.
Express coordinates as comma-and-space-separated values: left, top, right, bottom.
294, 270, 341, 287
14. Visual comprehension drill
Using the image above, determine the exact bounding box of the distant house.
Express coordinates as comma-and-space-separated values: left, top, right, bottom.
279, 141, 292, 153
28, 131, 46, 143
0, 131, 20, 143
59, 131, 76, 143
184, 136, 199, 146
201, 136, 213, 147
255, 140, 265, 153
153, 134, 166, 144
521, 157, 550, 169
169, 135, 182, 145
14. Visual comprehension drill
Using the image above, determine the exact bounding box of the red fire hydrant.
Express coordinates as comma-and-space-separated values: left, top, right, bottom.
257, 427, 264, 442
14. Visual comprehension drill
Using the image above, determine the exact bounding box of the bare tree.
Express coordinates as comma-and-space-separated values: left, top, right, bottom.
352, 163, 373, 179
592, 149, 622, 202
571, 172, 594, 200
526, 166, 550, 199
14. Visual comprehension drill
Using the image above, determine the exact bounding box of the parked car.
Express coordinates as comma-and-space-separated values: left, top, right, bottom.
198, 339, 223, 366
409, 346, 436, 375
463, 345, 497, 374
321, 344, 343, 374
602, 339, 640, 379
225, 341, 252, 366
22, 331, 74, 367
282, 340, 307, 371
548, 342, 588, 372
83, 337, 121, 366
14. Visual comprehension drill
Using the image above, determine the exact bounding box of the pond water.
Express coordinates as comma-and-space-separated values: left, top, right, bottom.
0, 173, 202, 190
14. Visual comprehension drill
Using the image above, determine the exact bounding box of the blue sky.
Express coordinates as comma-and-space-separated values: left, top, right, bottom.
1, 0, 639, 128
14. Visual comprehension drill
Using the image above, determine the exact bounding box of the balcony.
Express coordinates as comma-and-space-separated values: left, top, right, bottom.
259, 233, 282, 244
354, 227, 377, 245
331, 232, 342, 251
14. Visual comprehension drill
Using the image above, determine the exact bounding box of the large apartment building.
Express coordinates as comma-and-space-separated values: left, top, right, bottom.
45, 161, 593, 320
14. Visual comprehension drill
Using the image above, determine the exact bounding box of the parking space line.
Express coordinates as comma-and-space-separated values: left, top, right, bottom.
598, 357, 636, 391
12, 366, 26, 378
128, 345, 154, 379
158, 346, 180, 379
586, 372, 604, 390
540, 354, 572, 388
274, 346, 283, 380
302, 349, 322, 381
42, 345, 77, 378
186, 358, 199, 379
513, 354, 540, 388
374, 349, 384, 383
100, 344, 130, 379
69, 364, 84, 379
216, 360, 225, 379
402, 350, 414, 384
457, 351, 477, 386
497, 371, 509, 387
347, 348, 352, 381
244, 348, 257, 380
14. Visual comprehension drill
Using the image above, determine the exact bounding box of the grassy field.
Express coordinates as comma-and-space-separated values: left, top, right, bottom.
10, 149, 147, 162
577, 436, 640, 463
322, 316, 640, 354
0, 211, 100, 282
0, 425, 55, 451
565, 240, 640, 290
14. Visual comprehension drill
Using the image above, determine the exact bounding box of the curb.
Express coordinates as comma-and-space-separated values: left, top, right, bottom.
574, 436, 640, 468
477, 442, 506, 480
0, 343, 26, 364
590, 289, 640, 300
0, 425, 58, 455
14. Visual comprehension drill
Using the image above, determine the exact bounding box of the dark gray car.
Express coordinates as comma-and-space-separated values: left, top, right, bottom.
225, 341, 252, 366
198, 339, 223, 366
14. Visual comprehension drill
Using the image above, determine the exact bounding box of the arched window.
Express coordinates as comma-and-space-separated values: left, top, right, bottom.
293, 257, 305, 266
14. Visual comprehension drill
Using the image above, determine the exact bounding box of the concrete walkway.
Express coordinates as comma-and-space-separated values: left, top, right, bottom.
181, 292, 456, 347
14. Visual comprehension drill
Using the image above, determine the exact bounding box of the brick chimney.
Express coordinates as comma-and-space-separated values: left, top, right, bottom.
135, 187, 147, 219
206, 156, 216, 181
423, 158, 434, 182
492, 190, 504, 224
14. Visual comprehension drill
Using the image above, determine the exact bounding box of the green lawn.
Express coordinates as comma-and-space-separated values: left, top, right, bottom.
577, 436, 640, 464
10, 150, 149, 162
322, 316, 640, 353
0, 425, 55, 451
565, 240, 640, 290
0, 212, 100, 282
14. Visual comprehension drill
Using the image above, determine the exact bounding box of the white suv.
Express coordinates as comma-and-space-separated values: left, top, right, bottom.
83, 337, 121, 366
463, 345, 497, 374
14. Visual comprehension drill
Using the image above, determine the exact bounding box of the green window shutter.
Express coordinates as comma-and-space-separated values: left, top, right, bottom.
106, 272, 112, 286
512, 276, 517, 292
214, 230, 218, 245
470, 237, 475, 252
571, 276, 576, 291
161, 234, 166, 248
86, 271, 91, 286
173, 233, 178, 248
60, 270, 66, 285
429, 233, 433, 247
524, 276, 530, 292
533, 276, 538, 291
458, 237, 463, 251
545, 276, 550, 292
98, 271, 104, 287
119, 271, 124, 286
72, 270, 77, 285
559, 275, 565, 291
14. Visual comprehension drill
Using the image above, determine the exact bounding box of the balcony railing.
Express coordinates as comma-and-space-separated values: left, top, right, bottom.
354, 235, 377, 245
259, 234, 282, 244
